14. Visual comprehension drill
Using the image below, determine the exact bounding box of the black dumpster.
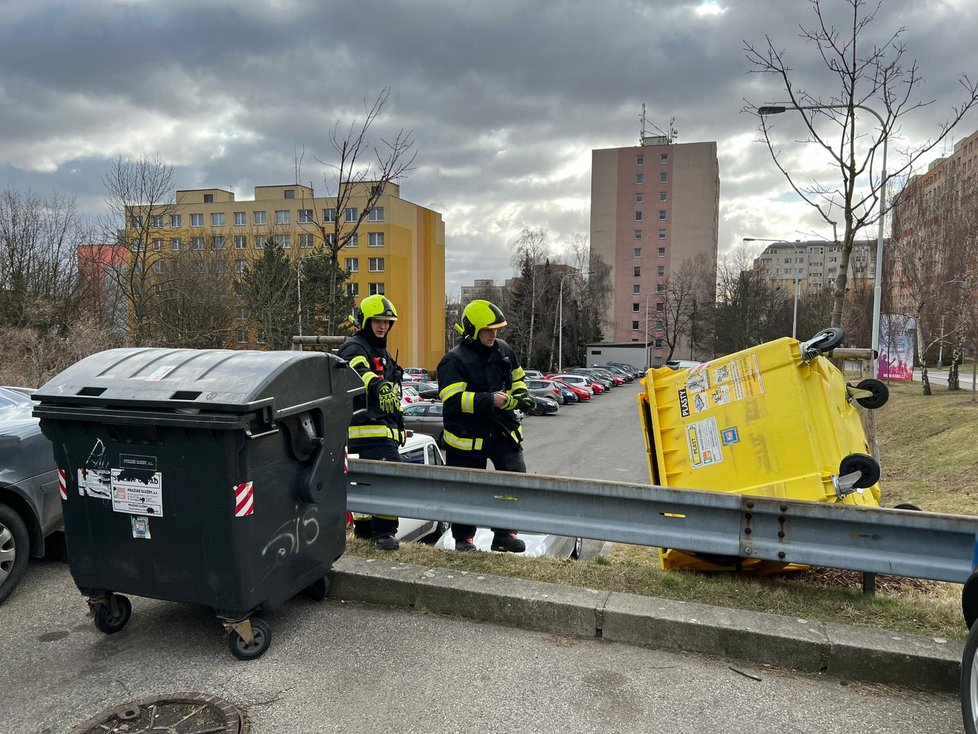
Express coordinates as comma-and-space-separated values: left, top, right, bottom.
33, 347, 361, 660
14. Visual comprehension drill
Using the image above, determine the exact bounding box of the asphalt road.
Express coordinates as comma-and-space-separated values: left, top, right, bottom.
2, 559, 962, 734
0, 380, 965, 733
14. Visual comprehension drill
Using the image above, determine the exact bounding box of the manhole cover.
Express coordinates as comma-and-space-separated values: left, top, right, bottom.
68, 693, 247, 733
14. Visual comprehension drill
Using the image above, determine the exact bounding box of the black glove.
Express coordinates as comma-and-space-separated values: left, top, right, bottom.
377, 381, 401, 414
511, 388, 536, 412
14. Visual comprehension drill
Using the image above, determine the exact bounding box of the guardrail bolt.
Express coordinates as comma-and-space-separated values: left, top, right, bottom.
778, 551, 786, 559
744, 527, 752, 535
778, 530, 785, 539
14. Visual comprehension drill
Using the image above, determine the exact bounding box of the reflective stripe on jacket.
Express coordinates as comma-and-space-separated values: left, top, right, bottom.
337, 332, 402, 446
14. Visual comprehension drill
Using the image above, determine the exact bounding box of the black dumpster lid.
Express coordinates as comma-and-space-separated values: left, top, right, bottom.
33, 348, 349, 414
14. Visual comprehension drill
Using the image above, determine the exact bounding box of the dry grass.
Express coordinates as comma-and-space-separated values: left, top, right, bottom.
347, 379, 978, 640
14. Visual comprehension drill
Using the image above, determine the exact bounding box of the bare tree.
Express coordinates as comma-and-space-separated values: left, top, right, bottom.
660, 253, 716, 362
151, 249, 237, 348
101, 154, 177, 346
507, 226, 553, 367
715, 245, 789, 353
299, 88, 417, 328
745, 0, 978, 328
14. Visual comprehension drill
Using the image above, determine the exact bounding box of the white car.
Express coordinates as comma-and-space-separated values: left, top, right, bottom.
549, 373, 594, 396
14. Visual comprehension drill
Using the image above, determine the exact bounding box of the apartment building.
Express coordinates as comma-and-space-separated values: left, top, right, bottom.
753, 239, 878, 292
589, 136, 718, 365
126, 182, 445, 369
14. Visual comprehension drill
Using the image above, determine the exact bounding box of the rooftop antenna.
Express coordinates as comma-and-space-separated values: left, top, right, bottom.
639, 103, 647, 145
640, 107, 679, 145
293, 131, 299, 185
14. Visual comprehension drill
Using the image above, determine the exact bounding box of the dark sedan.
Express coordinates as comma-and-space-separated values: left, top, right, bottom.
0, 387, 63, 604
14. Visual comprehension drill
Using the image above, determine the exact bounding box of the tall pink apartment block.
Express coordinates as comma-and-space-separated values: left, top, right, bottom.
590, 136, 718, 365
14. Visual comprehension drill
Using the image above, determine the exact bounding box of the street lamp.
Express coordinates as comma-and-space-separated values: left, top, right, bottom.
644, 290, 655, 370
757, 103, 888, 375
743, 237, 803, 339
557, 270, 593, 372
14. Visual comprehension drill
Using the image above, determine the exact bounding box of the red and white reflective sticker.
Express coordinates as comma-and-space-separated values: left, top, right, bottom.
344, 447, 349, 474
58, 468, 67, 500
233, 481, 254, 517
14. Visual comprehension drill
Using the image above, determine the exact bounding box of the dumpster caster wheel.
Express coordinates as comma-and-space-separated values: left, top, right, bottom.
839, 453, 881, 489
808, 327, 844, 353
304, 575, 330, 601
94, 595, 132, 635
228, 617, 271, 661
853, 378, 889, 409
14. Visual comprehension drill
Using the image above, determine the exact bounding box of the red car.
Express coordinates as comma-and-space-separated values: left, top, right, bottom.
552, 379, 591, 401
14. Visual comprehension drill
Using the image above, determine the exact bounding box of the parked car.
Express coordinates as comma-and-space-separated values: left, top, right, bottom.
412, 381, 440, 401
400, 384, 426, 406
552, 379, 591, 402
569, 368, 614, 390
401, 401, 445, 447
523, 370, 545, 380
529, 395, 559, 416
608, 361, 646, 378
403, 367, 430, 381
591, 364, 635, 383
548, 373, 597, 396
0, 386, 63, 605
526, 378, 565, 404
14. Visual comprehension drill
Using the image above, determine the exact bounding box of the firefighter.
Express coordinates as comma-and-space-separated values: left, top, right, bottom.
338, 294, 405, 551
437, 299, 536, 552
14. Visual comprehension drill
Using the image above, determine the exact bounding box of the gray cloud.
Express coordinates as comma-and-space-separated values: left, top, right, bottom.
0, 0, 976, 293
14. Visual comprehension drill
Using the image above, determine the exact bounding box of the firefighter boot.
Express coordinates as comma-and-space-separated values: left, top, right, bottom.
491, 532, 526, 553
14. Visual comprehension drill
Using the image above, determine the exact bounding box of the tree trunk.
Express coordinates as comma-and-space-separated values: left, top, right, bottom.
948, 344, 961, 391
916, 320, 931, 396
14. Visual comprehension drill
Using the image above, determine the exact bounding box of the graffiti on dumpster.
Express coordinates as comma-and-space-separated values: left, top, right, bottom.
77, 438, 111, 499
261, 507, 321, 567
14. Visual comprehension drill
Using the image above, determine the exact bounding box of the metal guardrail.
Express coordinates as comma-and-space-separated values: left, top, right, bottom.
348, 459, 978, 584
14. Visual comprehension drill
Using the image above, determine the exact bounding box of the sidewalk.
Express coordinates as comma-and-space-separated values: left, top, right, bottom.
330, 555, 963, 693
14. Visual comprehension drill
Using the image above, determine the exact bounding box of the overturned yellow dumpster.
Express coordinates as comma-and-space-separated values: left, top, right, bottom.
637, 328, 888, 572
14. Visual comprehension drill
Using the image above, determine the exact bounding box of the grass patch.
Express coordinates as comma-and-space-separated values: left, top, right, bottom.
347, 381, 978, 640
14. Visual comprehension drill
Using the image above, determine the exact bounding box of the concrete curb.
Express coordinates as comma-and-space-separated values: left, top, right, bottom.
330, 556, 963, 692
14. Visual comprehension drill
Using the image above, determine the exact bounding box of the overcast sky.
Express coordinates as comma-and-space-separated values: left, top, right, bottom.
1, 0, 976, 296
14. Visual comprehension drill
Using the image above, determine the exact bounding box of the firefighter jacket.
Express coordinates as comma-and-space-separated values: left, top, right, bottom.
437, 337, 528, 454
338, 332, 405, 447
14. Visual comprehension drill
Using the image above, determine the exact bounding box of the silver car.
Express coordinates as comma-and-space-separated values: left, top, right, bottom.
0, 387, 63, 604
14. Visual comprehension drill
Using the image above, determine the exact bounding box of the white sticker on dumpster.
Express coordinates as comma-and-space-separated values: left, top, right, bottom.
110, 468, 163, 516
686, 417, 723, 469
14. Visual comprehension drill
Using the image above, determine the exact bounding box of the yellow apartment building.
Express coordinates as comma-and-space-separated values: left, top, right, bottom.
126, 182, 445, 370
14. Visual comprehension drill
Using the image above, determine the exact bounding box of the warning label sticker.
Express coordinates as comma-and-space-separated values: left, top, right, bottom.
685, 354, 765, 414
110, 469, 163, 516
686, 417, 724, 469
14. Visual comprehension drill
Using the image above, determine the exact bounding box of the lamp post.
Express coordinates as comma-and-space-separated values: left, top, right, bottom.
743, 237, 805, 339
644, 290, 655, 369
757, 103, 887, 375
557, 270, 593, 372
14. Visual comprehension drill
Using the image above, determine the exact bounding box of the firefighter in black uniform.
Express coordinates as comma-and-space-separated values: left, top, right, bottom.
437, 299, 537, 552
338, 294, 405, 551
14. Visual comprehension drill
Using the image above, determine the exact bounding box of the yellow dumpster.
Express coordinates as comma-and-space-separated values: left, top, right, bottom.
637, 328, 888, 571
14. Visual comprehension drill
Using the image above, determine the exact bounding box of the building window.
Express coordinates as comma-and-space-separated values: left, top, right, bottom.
657, 265, 665, 276
152, 238, 163, 251
234, 235, 247, 250
323, 207, 336, 222
170, 238, 182, 252
633, 266, 641, 277
153, 260, 164, 274
298, 209, 313, 223
636, 154, 644, 165
654, 356, 663, 367
274, 234, 290, 248
211, 212, 225, 227
656, 302, 664, 312
368, 257, 385, 272
656, 320, 663, 330
660, 172, 668, 183
150, 215, 163, 228
660, 153, 668, 164
254, 235, 267, 250
368, 282, 385, 295
236, 330, 247, 344
325, 233, 336, 247
655, 338, 663, 348
659, 192, 667, 202
659, 210, 667, 220
346, 258, 359, 272
348, 233, 359, 248
212, 236, 226, 250
233, 211, 246, 226
298, 233, 314, 249
658, 230, 666, 240
635, 174, 644, 184
204, 193, 214, 203
190, 213, 203, 227
368, 232, 384, 247
632, 303, 640, 312
256, 332, 266, 345
214, 260, 227, 274
253, 211, 266, 226
634, 248, 642, 257
130, 215, 143, 228
635, 193, 644, 203
275, 210, 290, 225
635, 211, 643, 221
132, 239, 146, 252
632, 284, 640, 294
345, 207, 358, 222
235, 260, 247, 274
658, 248, 666, 257
237, 307, 249, 320
170, 214, 182, 228
368, 207, 385, 222
347, 282, 360, 297
191, 236, 204, 250
634, 230, 642, 240
284, 189, 294, 200
631, 321, 640, 331
656, 283, 665, 294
